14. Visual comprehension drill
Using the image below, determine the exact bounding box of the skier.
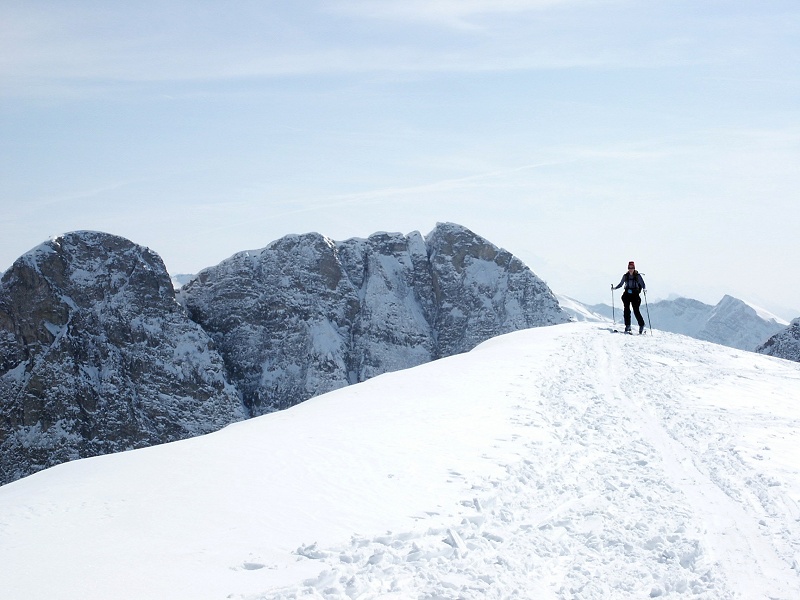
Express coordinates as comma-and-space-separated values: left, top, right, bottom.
613, 261, 646, 334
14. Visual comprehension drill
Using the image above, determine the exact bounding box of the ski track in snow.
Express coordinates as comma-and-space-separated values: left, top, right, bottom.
246, 326, 800, 600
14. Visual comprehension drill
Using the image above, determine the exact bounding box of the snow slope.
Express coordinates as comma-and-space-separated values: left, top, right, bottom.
1, 323, 799, 599
556, 294, 608, 322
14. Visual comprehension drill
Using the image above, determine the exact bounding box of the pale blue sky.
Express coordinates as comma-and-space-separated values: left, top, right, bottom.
2, 1, 799, 317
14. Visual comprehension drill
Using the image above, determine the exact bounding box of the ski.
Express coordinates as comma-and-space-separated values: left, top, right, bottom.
608, 328, 647, 335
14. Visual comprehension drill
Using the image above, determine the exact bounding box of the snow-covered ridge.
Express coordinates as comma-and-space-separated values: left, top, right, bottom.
1, 322, 798, 599
556, 294, 609, 322
746, 300, 789, 325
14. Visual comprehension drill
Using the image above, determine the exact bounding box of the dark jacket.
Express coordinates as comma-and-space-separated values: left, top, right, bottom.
614, 271, 646, 294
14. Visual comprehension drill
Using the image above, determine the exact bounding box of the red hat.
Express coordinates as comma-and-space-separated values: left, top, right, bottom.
628, 261, 635, 269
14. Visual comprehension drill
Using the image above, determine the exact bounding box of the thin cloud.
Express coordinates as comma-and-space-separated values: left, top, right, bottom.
302, 159, 576, 209
330, 0, 596, 28
0, 0, 734, 98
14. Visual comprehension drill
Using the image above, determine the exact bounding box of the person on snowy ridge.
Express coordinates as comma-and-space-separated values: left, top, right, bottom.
613, 261, 646, 334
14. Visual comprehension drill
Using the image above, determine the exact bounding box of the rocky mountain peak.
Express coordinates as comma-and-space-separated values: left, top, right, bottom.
1, 224, 567, 485
0, 231, 244, 485
181, 222, 568, 415
699, 295, 787, 350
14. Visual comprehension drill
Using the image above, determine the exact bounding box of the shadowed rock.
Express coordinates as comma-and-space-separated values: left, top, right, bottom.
757, 318, 800, 362
0, 231, 244, 485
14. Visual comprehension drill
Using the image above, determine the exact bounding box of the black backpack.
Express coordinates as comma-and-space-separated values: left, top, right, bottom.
625, 270, 642, 292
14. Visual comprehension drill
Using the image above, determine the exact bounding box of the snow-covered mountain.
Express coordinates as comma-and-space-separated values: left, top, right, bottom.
698, 295, 789, 350
0, 232, 245, 485
758, 318, 800, 362
641, 296, 716, 338
180, 222, 568, 415
556, 294, 608, 322
582, 294, 788, 350
1, 323, 798, 600
170, 273, 196, 290
0, 224, 566, 483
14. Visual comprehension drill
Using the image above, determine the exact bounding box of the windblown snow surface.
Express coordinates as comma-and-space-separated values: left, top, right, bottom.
1, 323, 799, 599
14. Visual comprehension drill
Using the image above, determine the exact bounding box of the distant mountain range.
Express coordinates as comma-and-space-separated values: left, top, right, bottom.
559, 293, 791, 352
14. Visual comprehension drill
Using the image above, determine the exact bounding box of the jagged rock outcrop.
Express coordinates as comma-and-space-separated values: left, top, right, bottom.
757, 318, 800, 362
0, 232, 245, 485
181, 223, 567, 415
425, 223, 566, 355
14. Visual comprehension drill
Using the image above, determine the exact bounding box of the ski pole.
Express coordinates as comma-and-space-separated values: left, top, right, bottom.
644, 289, 652, 334
611, 284, 617, 327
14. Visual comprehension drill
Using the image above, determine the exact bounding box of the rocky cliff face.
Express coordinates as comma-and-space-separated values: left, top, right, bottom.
425, 223, 566, 355
757, 318, 800, 362
181, 223, 568, 415
0, 232, 245, 485
0, 224, 566, 485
